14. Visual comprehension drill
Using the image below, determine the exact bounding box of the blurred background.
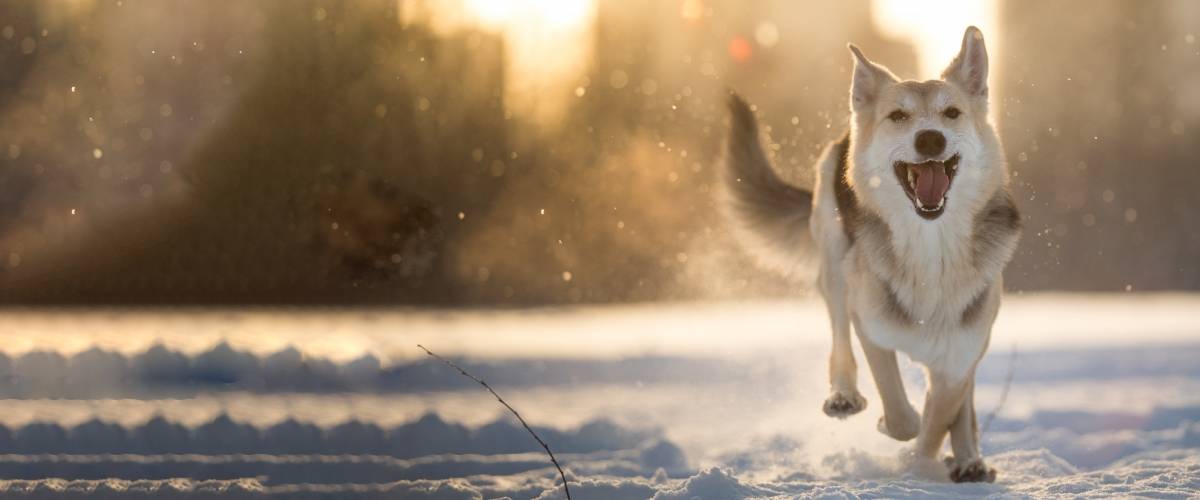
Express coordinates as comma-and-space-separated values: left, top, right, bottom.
0, 0, 1197, 305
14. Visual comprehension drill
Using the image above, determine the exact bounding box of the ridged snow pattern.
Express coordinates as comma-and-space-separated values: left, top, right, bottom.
0, 413, 673, 461
0, 412, 690, 497
0, 342, 751, 397
0, 477, 487, 499
0, 449, 679, 485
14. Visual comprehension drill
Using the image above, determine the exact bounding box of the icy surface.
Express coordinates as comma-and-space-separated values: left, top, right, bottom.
0, 294, 1197, 498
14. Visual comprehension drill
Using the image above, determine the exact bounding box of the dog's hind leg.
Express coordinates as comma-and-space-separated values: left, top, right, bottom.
945, 379, 996, 482
818, 257, 866, 418
856, 330, 919, 440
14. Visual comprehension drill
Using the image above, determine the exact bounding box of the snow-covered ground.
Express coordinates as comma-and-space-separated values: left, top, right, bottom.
0, 293, 1197, 498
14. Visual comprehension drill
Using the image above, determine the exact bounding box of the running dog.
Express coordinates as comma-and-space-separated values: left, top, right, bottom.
723, 27, 1020, 483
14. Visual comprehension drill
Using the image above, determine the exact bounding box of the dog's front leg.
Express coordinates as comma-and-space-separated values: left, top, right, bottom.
946, 378, 996, 482
914, 370, 972, 465
819, 261, 866, 418
856, 329, 919, 440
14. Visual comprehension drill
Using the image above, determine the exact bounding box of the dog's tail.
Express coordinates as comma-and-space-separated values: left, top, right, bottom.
722, 93, 814, 276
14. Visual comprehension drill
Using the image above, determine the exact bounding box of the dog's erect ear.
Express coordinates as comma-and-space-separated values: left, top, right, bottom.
848, 44, 898, 113
942, 26, 988, 97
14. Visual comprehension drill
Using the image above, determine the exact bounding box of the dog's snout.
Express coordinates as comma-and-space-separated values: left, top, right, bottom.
914, 130, 946, 157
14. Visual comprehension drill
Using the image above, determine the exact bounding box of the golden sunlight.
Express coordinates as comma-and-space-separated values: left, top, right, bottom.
871, 0, 999, 80
464, 0, 592, 30
451, 0, 596, 124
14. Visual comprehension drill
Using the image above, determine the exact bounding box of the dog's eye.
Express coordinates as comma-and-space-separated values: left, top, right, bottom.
887, 110, 909, 123
943, 107, 961, 119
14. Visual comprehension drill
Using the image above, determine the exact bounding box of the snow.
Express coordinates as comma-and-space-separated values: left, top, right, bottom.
0, 294, 1197, 498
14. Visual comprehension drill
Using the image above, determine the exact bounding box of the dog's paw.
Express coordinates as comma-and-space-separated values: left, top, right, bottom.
822, 390, 866, 418
944, 457, 997, 483
876, 409, 920, 441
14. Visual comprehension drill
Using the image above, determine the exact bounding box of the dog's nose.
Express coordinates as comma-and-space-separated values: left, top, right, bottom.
914, 130, 946, 157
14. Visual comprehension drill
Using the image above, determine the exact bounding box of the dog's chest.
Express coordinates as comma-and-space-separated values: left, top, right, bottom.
855, 214, 991, 322
846, 219, 998, 376
891, 226, 985, 319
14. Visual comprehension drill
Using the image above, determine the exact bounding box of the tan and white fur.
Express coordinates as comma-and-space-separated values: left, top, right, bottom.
723, 27, 1020, 483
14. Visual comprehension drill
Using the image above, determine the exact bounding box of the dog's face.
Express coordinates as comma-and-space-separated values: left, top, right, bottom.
848, 27, 1003, 222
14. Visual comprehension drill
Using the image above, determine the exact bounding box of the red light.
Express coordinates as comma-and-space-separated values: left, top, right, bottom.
729, 36, 752, 63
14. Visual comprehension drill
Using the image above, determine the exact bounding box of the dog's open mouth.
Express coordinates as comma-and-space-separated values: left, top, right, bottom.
893, 154, 959, 220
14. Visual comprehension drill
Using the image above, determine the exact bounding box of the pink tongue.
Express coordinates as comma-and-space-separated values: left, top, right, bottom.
914, 163, 950, 207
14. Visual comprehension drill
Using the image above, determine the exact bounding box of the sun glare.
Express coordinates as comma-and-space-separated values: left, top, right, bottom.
463, 0, 591, 29
452, 0, 596, 124
871, 0, 999, 80
461, 0, 508, 25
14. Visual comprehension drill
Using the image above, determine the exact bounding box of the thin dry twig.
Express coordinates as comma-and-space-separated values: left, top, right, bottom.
417, 344, 572, 500
980, 343, 1017, 435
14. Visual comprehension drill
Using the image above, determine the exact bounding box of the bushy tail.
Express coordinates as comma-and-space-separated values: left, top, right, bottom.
722, 94, 814, 276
